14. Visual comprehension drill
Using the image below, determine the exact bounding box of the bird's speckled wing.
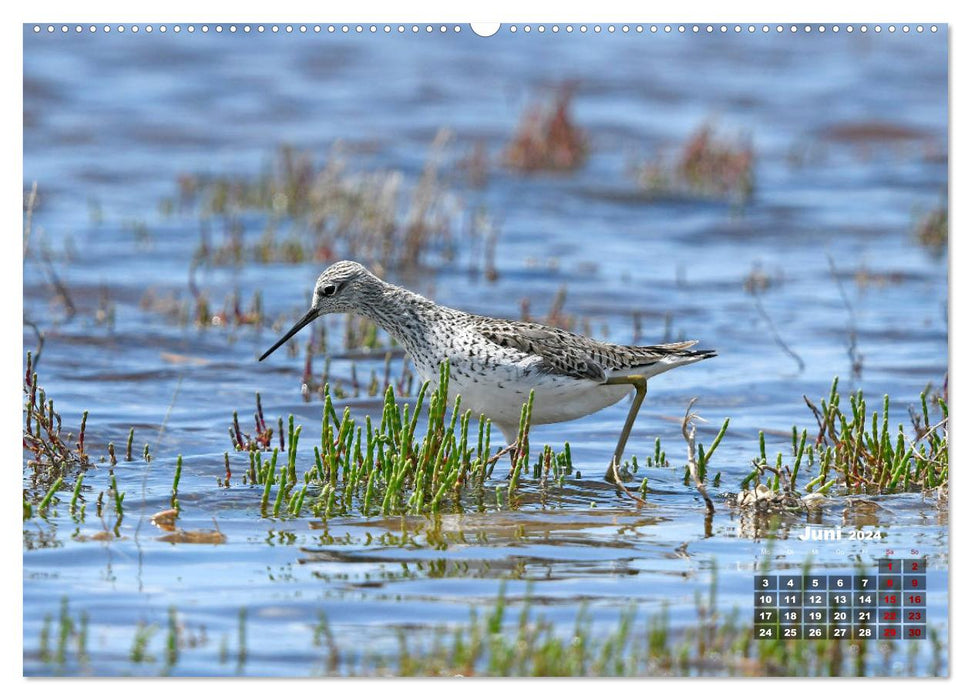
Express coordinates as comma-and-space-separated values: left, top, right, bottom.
474, 318, 705, 383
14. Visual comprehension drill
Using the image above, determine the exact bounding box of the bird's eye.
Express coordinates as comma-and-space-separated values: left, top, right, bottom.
322, 284, 337, 297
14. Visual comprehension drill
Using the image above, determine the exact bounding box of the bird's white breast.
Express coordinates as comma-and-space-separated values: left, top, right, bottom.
417, 349, 631, 439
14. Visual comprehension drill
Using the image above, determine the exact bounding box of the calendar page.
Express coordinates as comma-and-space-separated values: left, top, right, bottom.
22, 20, 949, 678
756, 559, 929, 641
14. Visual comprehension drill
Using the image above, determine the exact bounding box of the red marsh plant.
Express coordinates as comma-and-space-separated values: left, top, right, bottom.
503, 85, 589, 173
634, 124, 755, 204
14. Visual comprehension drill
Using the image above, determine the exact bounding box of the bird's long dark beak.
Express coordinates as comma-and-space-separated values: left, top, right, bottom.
259, 308, 318, 361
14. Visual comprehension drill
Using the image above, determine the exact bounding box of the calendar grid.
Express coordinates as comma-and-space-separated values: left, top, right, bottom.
754, 559, 927, 640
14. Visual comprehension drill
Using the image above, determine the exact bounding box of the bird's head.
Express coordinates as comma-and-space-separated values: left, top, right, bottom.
308, 260, 375, 316
259, 260, 378, 361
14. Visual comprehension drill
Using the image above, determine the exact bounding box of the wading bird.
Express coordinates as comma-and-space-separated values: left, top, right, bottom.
260, 261, 715, 483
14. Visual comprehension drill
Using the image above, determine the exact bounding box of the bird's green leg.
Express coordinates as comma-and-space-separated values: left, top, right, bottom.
603, 375, 647, 484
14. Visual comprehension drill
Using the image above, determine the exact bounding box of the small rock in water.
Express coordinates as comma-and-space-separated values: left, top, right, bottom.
801, 492, 827, 509
151, 508, 180, 530
730, 484, 809, 510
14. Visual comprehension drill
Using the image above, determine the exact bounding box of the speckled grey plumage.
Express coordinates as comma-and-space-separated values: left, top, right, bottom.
262, 260, 716, 443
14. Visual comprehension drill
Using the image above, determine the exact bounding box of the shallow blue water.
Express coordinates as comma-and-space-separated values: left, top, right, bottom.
23, 25, 948, 676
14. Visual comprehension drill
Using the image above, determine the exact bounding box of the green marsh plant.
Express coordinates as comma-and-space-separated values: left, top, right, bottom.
232, 362, 577, 519
742, 377, 948, 498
